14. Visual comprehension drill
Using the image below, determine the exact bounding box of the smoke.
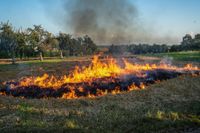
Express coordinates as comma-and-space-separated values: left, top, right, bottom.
42, 0, 179, 45
63, 0, 151, 44
160, 56, 174, 66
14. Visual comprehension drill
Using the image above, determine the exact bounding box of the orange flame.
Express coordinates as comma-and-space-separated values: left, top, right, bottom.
3, 55, 199, 99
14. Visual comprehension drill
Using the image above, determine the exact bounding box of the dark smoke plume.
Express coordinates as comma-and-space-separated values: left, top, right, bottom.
42, 0, 179, 45
65, 0, 148, 44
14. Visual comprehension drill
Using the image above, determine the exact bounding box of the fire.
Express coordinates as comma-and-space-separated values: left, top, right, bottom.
1, 55, 199, 99
62, 91, 78, 99
64, 55, 123, 83
17, 55, 123, 89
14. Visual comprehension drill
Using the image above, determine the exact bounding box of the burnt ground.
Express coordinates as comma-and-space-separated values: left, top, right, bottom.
0, 56, 200, 133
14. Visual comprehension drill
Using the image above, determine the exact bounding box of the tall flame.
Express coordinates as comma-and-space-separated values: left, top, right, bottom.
3, 55, 199, 99
16, 55, 199, 89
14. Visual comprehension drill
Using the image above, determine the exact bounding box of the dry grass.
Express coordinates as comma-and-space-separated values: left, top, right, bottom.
0, 56, 200, 133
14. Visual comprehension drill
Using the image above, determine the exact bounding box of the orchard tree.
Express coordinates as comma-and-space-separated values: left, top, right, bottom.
57, 33, 72, 58
43, 32, 59, 57
194, 34, 200, 45
83, 35, 97, 55
0, 22, 17, 64
181, 34, 193, 50
27, 25, 48, 61
15, 30, 27, 59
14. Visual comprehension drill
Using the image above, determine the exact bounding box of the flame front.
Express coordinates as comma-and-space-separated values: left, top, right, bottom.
64, 55, 123, 83
2, 55, 200, 99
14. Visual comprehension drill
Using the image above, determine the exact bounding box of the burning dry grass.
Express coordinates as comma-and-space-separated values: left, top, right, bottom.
0, 55, 199, 99
0, 55, 200, 132
0, 75, 200, 132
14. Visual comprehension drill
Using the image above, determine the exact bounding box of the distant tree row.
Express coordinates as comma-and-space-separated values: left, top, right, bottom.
0, 22, 97, 64
108, 34, 200, 55
109, 44, 169, 55
171, 34, 200, 52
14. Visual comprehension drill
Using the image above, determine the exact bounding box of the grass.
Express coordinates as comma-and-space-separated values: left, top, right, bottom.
0, 75, 200, 132
0, 58, 92, 82
143, 51, 200, 62
0, 55, 200, 132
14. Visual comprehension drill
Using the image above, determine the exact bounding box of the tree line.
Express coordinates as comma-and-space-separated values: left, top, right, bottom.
0, 22, 97, 64
1, 21, 200, 64
108, 34, 200, 55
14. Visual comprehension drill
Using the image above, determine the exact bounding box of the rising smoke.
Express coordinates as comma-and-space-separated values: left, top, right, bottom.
64, 0, 151, 44
43, 0, 179, 45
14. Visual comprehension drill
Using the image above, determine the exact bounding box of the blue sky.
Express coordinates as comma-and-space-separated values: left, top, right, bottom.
135, 0, 200, 41
0, 0, 200, 44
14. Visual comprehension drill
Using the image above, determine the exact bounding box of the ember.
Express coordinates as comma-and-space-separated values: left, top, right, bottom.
0, 55, 199, 99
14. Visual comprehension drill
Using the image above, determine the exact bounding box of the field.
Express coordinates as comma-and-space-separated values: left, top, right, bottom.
142, 51, 200, 62
0, 52, 200, 133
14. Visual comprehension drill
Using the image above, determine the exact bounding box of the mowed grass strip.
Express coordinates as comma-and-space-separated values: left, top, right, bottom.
143, 51, 200, 62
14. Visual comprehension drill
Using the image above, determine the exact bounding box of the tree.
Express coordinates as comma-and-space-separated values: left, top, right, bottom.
57, 33, 72, 58
27, 25, 48, 61
0, 21, 98, 59
43, 32, 59, 57
181, 34, 193, 51
180, 34, 200, 51
194, 34, 200, 40
77, 37, 84, 56
192, 34, 200, 50
170, 45, 180, 52
83, 35, 97, 55
182, 34, 192, 44
15, 29, 27, 59
0, 22, 17, 64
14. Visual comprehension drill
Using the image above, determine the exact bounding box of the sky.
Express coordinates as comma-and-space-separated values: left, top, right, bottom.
0, 0, 200, 44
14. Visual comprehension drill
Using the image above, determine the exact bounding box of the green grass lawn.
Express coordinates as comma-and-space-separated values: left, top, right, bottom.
143, 51, 200, 62
0, 56, 200, 133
